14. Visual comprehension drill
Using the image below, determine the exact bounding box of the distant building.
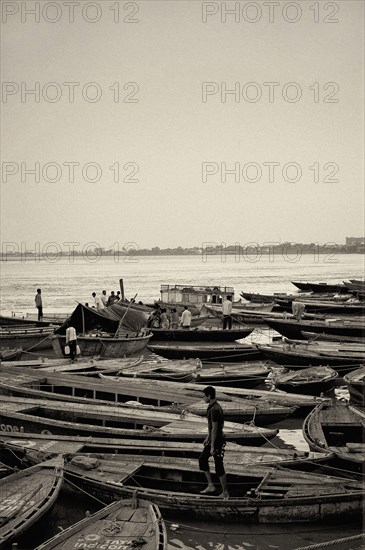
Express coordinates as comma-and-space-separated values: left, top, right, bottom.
346, 237, 365, 246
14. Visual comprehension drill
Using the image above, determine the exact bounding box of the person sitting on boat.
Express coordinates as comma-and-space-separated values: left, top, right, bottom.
160, 308, 169, 329
35, 288, 43, 321
181, 306, 192, 329
222, 296, 232, 329
199, 386, 229, 498
170, 308, 180, 329
65, 324, 78, 362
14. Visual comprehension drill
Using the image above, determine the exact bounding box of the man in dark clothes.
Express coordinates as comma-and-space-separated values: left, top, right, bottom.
198, 386, 229, 498
35, 288, 43, 320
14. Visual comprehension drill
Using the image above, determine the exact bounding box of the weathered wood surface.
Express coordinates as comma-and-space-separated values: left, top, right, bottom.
35, 498, 167, 550
0, 457, 63, 546
0, 394, 278, 445
64, 456, 365, 522
0, 431, 333, 468
303, 401, 365, 466
0, 364, 327, 412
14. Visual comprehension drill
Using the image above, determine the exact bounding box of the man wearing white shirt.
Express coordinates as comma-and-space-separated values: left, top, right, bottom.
222, 297, 232, 330
65, 325, 77, 361
100, 290, 107, 307
181, 306, 192, 329
92, 292, 104, 310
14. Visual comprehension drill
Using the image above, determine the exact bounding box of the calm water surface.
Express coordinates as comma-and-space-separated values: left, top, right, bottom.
1, 254, 364, 549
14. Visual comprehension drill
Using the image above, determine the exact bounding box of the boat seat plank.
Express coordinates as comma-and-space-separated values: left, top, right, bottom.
129, 508, 148, 523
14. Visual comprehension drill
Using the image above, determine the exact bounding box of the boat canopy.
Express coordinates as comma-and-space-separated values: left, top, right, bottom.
55, 303, 148, 335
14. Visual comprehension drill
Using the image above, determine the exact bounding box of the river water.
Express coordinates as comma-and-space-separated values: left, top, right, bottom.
1, 254, 364, 549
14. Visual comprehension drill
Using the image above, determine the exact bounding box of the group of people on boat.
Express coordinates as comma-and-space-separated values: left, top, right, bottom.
147, 305, 192, 329
91, 290, 122, 310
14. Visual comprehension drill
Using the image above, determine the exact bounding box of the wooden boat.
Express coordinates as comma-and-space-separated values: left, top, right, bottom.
150, 327, 253, 342
343, 367, 365, 406
305, 282, 348, 293
0, 431, 333, 470
275, 298, 365, 315
0, 364, 326, 415
303, 401, 365, 472
0, 326, 54, 351
291, 282, 312, 291
193, 362, 271, 388
0, 395, 278, 446
301, 331, 365, 344
147, 342, 261, 362
273, 366, 338, 395
0, 314, 61, 328
0, 348, 22, 361
0, 457, 63, 547
35, 497, 167, 550
184, 400, 297, 425
264, 317, 365, 340
110, 358, 201, 383
257, 342, 364, 372
51, 331, 152, 358
64, 455, 365, 522
0, 461, 13, 479
240, 291, 292, 304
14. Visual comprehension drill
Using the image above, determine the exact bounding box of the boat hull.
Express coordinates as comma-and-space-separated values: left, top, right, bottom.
51, 333, 152, 358
150, 328, 253, 342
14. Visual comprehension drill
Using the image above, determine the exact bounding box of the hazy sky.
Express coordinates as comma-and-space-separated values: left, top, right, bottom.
1, 0, 364, 250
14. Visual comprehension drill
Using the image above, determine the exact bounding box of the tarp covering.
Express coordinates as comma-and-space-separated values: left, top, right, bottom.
55, 303, 149, 335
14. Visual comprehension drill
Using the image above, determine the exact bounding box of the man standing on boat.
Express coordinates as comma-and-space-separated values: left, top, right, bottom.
180, 306, 192, 329
92, 292, 104, 311
35, 288, 43, 321
65, 324, 78, 361
100, 290, 108, 307
222, 296, 232, 329
199, 386, 229, 498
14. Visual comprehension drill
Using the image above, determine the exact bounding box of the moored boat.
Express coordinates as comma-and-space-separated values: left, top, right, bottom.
64, 455, 365, 522
264, 317, 365, 340
303, 401, 365, 472
256, 341, 364, 372
148, 342, 261, 362
0, 457, 63, 547
343, 366, 365, 406
51, 331, 152, 358
273, 366, 338, 395
0, 431, 333, 470
150, 326, 253, 342
193, 361, 271, 388
0, 395, 278, 446
0, 326, 54, 351
35, 497, 167, 550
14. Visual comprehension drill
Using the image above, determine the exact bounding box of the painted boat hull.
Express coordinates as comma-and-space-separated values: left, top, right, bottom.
35, 498, 167, 550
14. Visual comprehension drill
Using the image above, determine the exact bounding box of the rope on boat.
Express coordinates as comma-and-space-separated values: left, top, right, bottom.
20, 333, 53, 353
293, 533, 365, 549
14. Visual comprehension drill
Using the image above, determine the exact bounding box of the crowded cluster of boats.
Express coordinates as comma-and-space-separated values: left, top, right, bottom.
0, 279, 364, 548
